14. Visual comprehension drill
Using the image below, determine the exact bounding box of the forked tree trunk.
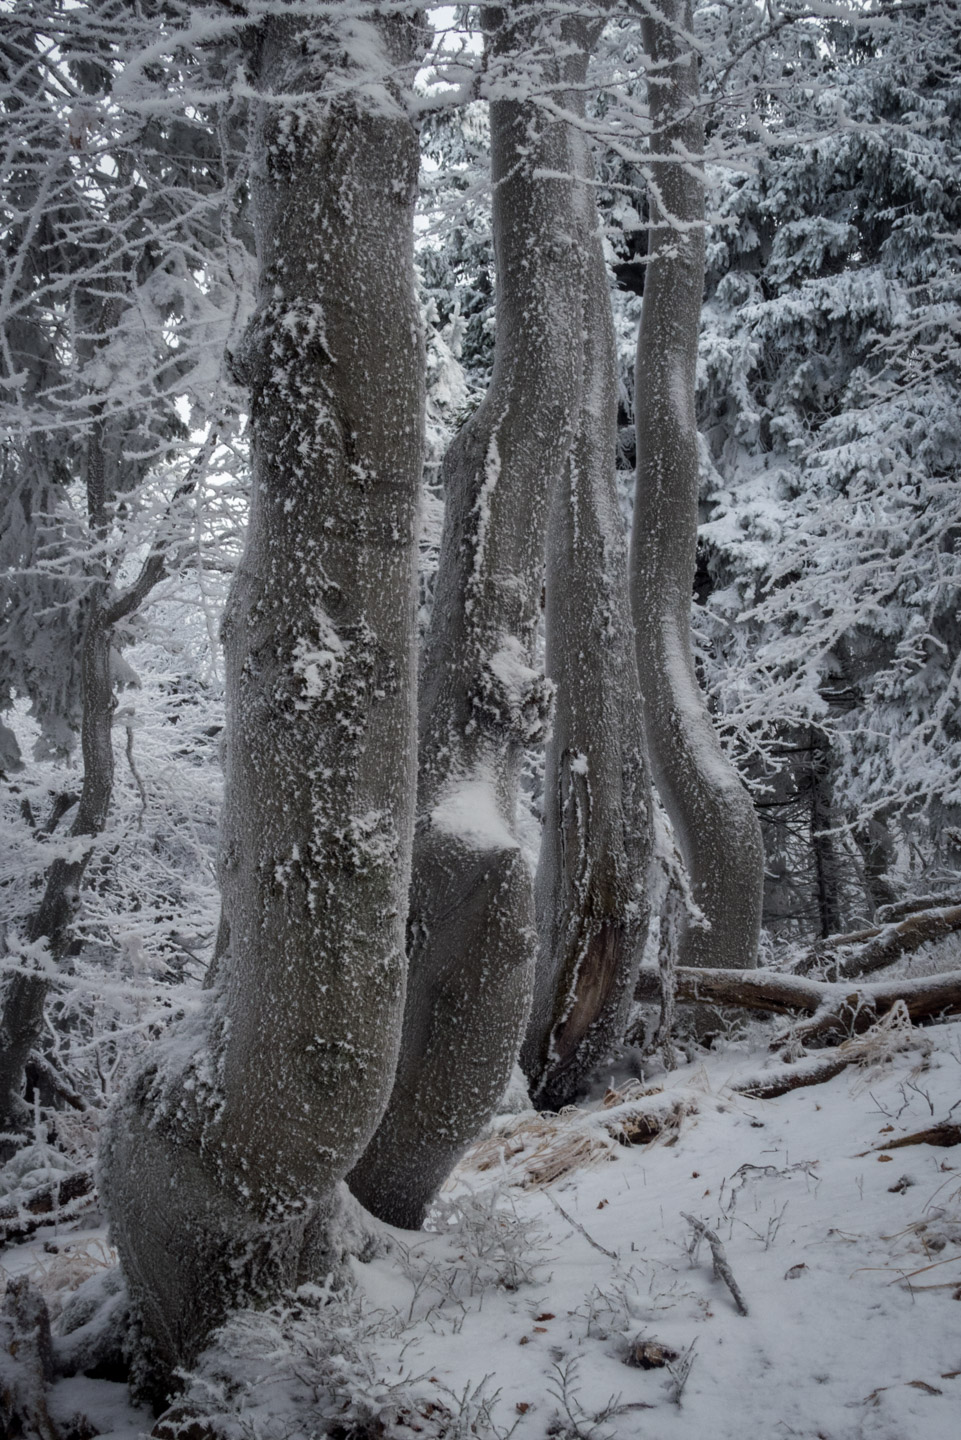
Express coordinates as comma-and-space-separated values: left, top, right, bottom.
630, 0, 763, 970
349, 5, 585, 1228
101, 11, 425, 1382
522, 64, 653, 1111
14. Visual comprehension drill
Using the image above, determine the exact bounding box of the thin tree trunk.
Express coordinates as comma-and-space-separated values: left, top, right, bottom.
349, 5, 585, 1229
630, 0, 763, 970
0, 471, 115, 1154
101, 10, 425, 1383
809, 727, 844, 937
522, 60, 653, 1111
0, 418, 199, 1146
853, 807, 899, 913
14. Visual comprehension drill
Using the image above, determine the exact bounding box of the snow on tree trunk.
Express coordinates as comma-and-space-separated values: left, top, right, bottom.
348, 6, 585, 1229
522, 51, 653, 1111
0, 409, 122, 1151
100, 11, 425, 1381
630, 0, 763, 971
809, 728, 845, 937
0, 595, 113, 1153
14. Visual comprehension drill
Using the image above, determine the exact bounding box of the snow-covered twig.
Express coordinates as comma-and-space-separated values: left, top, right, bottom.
545, 1191, 617, 1262
682, 1213, 749, 1316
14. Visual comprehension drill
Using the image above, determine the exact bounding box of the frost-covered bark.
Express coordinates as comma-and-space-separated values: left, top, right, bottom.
522, 71, 653, 1111
809, 730, 844, 938
630, 0, 763, 971
0, 414, 136, 1148
0, 10, 249, 1149
0, 597, 113, 1153
101, 11, 424, 1380
349, 6, 584, 1228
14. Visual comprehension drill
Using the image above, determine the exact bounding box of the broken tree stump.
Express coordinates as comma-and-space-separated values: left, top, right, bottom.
0, 1277, 61, 1440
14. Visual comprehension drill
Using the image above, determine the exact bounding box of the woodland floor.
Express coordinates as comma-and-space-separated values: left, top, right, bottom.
2, 1003, 960, 1440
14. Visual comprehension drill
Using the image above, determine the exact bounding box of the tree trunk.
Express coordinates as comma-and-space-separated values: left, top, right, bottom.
853, 807, 899, 914
630, 0, 763, 970
809, 727, 844, 937
348, 6, 585, 1228
522, 61, 653, 1111
101, 10, 425, 1383
0, 582, 114, 1155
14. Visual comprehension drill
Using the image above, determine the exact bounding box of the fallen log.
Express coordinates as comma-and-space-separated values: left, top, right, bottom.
636, 964, 826, 1014
791, 903, 961, 979
733, 1052, 855, 1099
781, 971, 961, 1046
866, 1121, 961, 1152
876, 892, 961, 924
635, 965, 961, 1044
0, 1166, 94, 1245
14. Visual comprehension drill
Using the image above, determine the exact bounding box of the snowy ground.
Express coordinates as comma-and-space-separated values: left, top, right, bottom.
3, 1018, 960, 1440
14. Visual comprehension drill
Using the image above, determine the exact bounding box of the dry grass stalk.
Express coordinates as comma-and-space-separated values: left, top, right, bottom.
461, 1082, 696, 1189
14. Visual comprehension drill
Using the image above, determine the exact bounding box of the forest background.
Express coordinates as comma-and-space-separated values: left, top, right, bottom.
1, 1, 960, 1436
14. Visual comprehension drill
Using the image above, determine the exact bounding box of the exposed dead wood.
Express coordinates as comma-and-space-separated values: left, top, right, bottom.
462, 1085, 694, 1189
877, 893, 961, 924
0, 1167, 94, 1245
683, 1213, 749, 1316
791, 903, 961, 979
733, 1053, 855, 1098
545, 1191, 617, 1260
867, 1121, 961, 1152
635, 963, 826, 1014
0, 1277, 61, 1440
778, 972, 961, 1047
636, 965, 961, 1045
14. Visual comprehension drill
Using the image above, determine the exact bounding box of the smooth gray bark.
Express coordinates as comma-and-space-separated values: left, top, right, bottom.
522, 74, 653, 1111
101, 10, 424, 1381
349, 6, 584, 1228
630, 0, 763, 970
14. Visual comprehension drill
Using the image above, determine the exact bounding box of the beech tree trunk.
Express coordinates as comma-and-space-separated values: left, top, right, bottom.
101, 10, 425, 1383
522, 52, 653, 1111
349, 5, 585, 1228
630, 0, 763, 970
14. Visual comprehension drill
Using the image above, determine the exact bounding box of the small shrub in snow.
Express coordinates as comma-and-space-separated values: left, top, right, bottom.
165, 1282, 519, 1440
424, 1185, 552, 1294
